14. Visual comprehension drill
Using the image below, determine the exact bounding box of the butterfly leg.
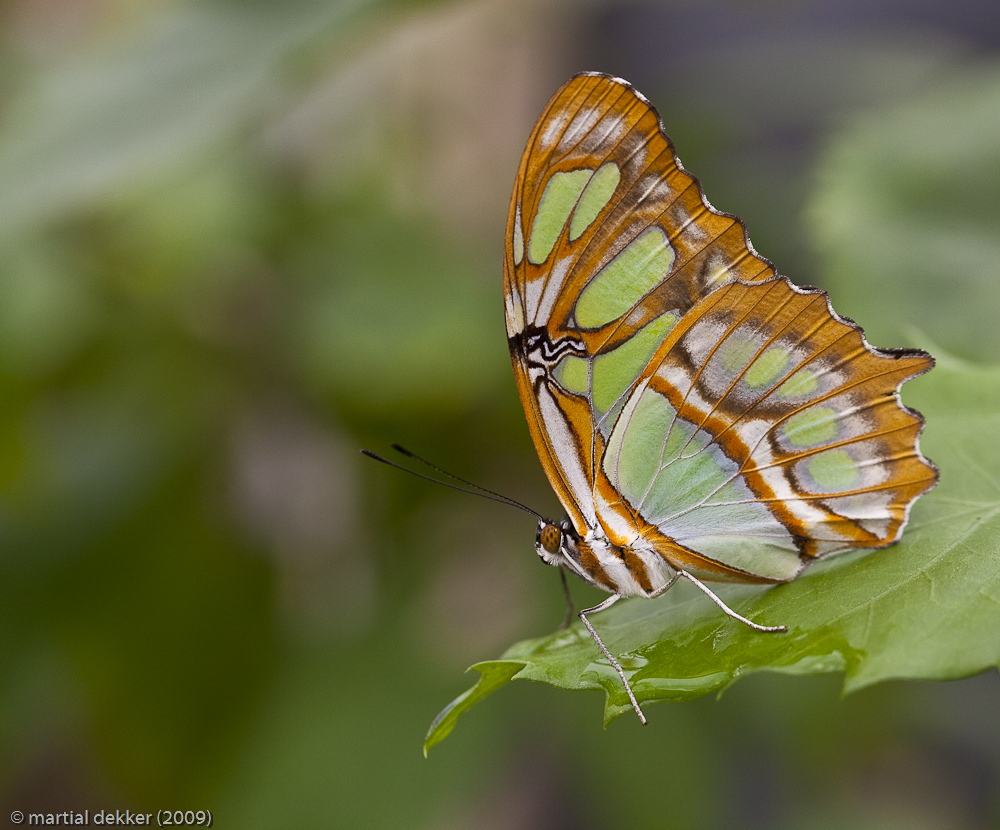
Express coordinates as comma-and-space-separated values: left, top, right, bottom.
557, 567, 577, 630
648, 571, 681, 599
679, 571, 787, 633
578, 594, 648, 725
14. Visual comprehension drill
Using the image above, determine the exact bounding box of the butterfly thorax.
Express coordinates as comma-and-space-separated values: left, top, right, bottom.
535, 517, 677, 598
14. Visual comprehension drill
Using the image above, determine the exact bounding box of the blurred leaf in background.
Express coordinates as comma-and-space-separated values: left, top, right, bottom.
811, 61, 1000, 361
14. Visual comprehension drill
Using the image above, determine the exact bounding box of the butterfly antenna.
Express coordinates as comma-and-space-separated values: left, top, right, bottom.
391, 444, 534, 506
361, 448, 543, 521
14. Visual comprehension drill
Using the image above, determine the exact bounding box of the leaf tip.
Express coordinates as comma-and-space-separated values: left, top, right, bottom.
423, 660, 526, 754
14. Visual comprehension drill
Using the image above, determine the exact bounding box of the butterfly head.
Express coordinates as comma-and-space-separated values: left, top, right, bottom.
535, 518, 571, 567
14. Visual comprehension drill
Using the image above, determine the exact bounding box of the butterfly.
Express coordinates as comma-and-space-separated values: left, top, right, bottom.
504, 72, 938, 723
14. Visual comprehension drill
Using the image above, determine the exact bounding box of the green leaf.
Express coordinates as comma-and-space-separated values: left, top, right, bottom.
422, 661, 524, 756
425, 357, 1000, 752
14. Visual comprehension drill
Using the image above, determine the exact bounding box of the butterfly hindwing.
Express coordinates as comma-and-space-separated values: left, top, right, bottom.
595, 278, 937, 582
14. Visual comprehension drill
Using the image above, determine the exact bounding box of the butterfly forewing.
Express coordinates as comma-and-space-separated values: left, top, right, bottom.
505, 72, 936, 584
507, 75, 775, 337
505, 73, 777, 530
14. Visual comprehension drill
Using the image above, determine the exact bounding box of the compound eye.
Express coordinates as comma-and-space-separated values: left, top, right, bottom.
538, 523, 562, 555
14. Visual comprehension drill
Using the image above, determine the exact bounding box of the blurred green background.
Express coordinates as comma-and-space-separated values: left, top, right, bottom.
0, 0, 998, 827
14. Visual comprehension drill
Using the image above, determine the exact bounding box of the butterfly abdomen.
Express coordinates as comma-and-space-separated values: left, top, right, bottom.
563, 529, 707, 597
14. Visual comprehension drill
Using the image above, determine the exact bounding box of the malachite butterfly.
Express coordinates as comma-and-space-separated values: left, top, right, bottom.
504, 72, 938, 722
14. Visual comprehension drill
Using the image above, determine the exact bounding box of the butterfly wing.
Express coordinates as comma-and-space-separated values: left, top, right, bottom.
504, 72, 776, 532
505, 73, 936, 584
595, 277, 938, 583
